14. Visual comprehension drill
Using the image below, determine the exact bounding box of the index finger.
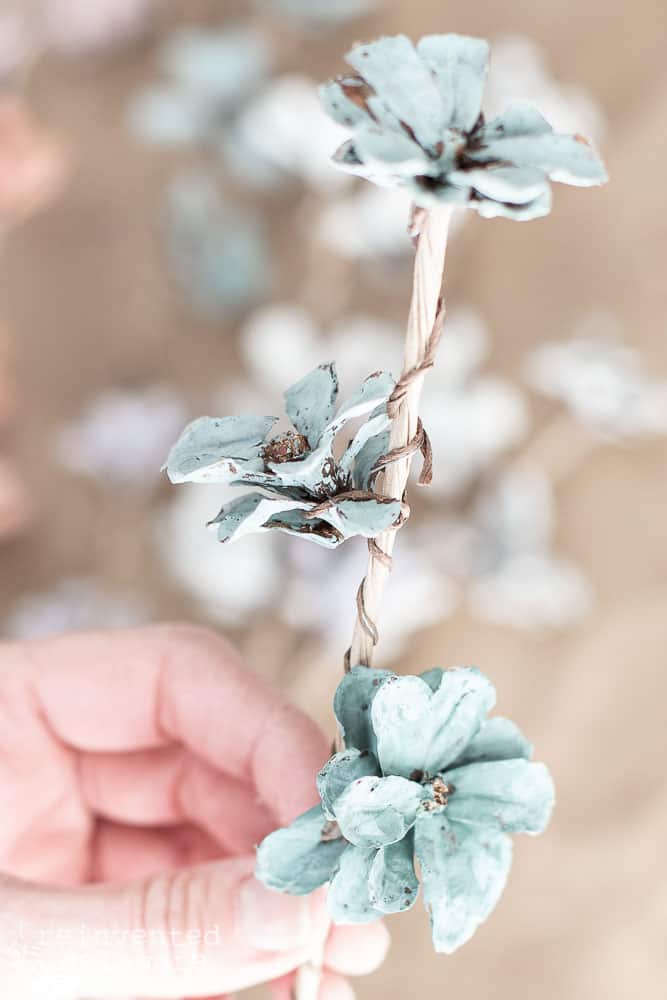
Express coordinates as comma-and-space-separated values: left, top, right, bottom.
6, 624, 329, 825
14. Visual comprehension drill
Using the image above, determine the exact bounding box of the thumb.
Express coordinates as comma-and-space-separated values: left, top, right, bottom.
0, 858, 326, 999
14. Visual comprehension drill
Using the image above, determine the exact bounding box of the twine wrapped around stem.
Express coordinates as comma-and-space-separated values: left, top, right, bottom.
348, 203, 452, 671
293, 204, 451, 1000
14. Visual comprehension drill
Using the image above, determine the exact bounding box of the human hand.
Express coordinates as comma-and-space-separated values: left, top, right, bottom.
0, 624, 389, 998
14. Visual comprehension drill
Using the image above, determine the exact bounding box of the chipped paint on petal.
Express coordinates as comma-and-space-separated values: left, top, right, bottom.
415, 812, 513, 953
368, 834, 420, 914
372, 668, 496, 779
317, 748, 380, 819
332, 775, 425, 849
284, 362, 339, 447
327, 845, 383, 924
443, 759, 555, 834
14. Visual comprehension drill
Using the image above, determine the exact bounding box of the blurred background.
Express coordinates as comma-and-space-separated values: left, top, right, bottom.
0, 0, 666, 997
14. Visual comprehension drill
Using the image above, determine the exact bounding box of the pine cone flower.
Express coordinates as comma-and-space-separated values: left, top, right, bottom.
257, 665, 554, 952
166, 365, 403, 547
321, 33, 607, 220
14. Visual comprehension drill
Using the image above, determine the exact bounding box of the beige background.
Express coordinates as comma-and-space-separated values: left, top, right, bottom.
1, 1, 666, 997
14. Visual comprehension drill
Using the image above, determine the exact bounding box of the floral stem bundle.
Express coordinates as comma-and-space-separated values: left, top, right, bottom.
165, 30, 607, 999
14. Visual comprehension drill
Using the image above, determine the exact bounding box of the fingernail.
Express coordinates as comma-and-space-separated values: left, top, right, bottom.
238, 877, 312, 952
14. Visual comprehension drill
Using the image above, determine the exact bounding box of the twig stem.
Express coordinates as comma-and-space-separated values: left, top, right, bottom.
348, 204, 452, 669
292, 929, 328, 1000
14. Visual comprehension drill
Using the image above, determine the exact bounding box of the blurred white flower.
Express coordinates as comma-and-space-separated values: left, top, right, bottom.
53, 385, 188, 490
218, 304, 404, 414
470, 554, 592, 631
224, 75, 350, 193
129, 27, 272, 146
524, 315, 667, 438
3, 577, 149, 639
318, 185, 468, 261
242, 304, 332, 394
318, 186, 414, 259
486, 35, 606, 143
280, 523, 458, 661
420, 308, 529, 496
155, 484, 282, 627
324, 314, 404, 389
437, 467, 592, 630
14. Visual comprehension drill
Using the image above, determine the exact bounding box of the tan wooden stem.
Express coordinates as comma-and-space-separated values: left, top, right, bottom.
348, 204, 452, 670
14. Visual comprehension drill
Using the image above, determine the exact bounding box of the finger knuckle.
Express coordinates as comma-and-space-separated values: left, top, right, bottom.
135, 868, 208, 971
158, 622, 240, 667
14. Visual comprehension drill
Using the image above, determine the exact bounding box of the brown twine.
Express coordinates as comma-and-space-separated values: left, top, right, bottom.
356, 577, 380, 646
302, 489, 407, 521
303, 489, 384, 517
419, 423, 434, 486
367, 537, 393, 568
386, 295, 446, 420
371, 417, 434, 487
304, 492, 411, 526
342, 574, 384, 674
408, 204, 428, 244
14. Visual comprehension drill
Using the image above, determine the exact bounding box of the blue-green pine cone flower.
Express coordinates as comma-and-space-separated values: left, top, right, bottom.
320, 33, 607, 220
165, 364, 403, 547
256, 665, 554, 953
